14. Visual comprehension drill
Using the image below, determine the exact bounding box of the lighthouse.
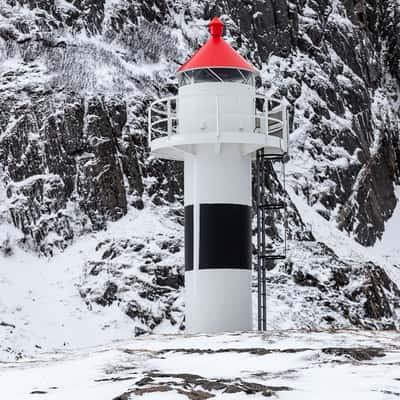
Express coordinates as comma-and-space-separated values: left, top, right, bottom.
149, 17, 288, 333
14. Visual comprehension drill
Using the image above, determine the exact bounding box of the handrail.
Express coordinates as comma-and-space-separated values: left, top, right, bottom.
152, 117, 178, 136
148, 94, 289, 154
148, 96, 178, 144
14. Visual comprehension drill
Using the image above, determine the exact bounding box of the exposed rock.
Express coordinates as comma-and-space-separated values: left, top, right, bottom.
79, 238, 184, 332
350, 263, 400, 325
293, 271, 321, 287
77, 96, 127, 228
119, 132, 144, 206
95, 282, 118, 306
205, 0, 297, 62
322, 346, 386, 361
0, 0, 400, 334
155, 266, 184, 289
114, 373, 292, 400
0, 89, 144, 251
6, 175, 73, 255
0, 108, 43, 182
1, 0, 397, 250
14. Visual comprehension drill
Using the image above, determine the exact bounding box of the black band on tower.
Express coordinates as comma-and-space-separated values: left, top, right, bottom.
185, 205, 194, 271
199, 204, 251, 269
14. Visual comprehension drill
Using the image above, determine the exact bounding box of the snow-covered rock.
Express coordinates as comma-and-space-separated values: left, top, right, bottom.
0, 0, 399, 359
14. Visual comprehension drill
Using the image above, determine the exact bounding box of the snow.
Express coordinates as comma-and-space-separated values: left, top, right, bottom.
0, 330, 399, 399
2, 180, 400, 361
54, 0, 80, 13
0, 348, 131, 400
0, 205, 182, 361
0, 226, 134, 358
146, 350, 315, 378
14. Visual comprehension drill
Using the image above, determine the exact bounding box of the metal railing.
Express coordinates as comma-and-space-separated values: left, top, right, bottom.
148, 94, 288, 153
148, 96, 178, 144
254, 95, 288, 153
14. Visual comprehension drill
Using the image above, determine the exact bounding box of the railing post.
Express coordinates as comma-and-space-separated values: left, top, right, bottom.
175, 97, 178, 135
167, 99, 172, 138
253, 96, 256, 133
216, 96, 220, 137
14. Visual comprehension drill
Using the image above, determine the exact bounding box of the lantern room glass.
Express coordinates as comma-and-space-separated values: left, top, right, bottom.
178, 68, 255, 87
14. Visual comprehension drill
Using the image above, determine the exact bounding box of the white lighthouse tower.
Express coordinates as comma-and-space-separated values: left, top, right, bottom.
149, 17, 288, 333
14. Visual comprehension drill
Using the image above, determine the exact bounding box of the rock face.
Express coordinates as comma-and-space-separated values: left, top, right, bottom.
77, 97, 128, 228
1, 0, 398, 249
205, 0, 298, 60
276, 242, 400, 330
0, 89, 139, 252
79, 236, 185, 334
7, 175, 72, 255
0, 0, 399, 333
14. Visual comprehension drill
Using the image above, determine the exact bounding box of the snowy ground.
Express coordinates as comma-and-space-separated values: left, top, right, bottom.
0, 205, 182, 360
1, 185, 400, 359
1, 168, 400, 398
0, 330, 399, 400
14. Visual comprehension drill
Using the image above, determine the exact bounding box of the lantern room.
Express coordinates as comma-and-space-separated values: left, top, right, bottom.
148, 17, 288, 162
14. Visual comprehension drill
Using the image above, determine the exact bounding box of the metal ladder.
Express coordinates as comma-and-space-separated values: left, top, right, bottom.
255, 148, 287, 331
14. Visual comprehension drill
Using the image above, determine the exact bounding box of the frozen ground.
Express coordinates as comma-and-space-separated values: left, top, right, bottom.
1, 185, 400, 360
0, 205, 183, 360
0, 330, 399, 400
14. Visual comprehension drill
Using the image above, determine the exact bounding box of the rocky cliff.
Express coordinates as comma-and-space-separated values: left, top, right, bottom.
0, 0, 400, 346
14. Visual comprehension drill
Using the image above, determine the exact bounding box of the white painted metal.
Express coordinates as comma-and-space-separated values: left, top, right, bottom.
148, 84, 289, 161
184, 144, 251, 206
179, 83, 254, 136
185, 269, 252, 333
184, 144, 252, 333
149, 79, 288, 334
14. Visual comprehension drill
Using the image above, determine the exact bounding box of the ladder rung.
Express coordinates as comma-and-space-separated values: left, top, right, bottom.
261, 154, 284, 161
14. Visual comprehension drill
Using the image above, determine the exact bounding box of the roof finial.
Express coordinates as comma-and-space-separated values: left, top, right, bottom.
209, 16, 224, 38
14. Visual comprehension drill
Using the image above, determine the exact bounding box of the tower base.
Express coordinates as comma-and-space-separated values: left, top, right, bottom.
185, 269, 252, 334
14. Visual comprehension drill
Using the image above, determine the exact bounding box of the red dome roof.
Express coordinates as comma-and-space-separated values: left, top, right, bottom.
177, 17, 258, 74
